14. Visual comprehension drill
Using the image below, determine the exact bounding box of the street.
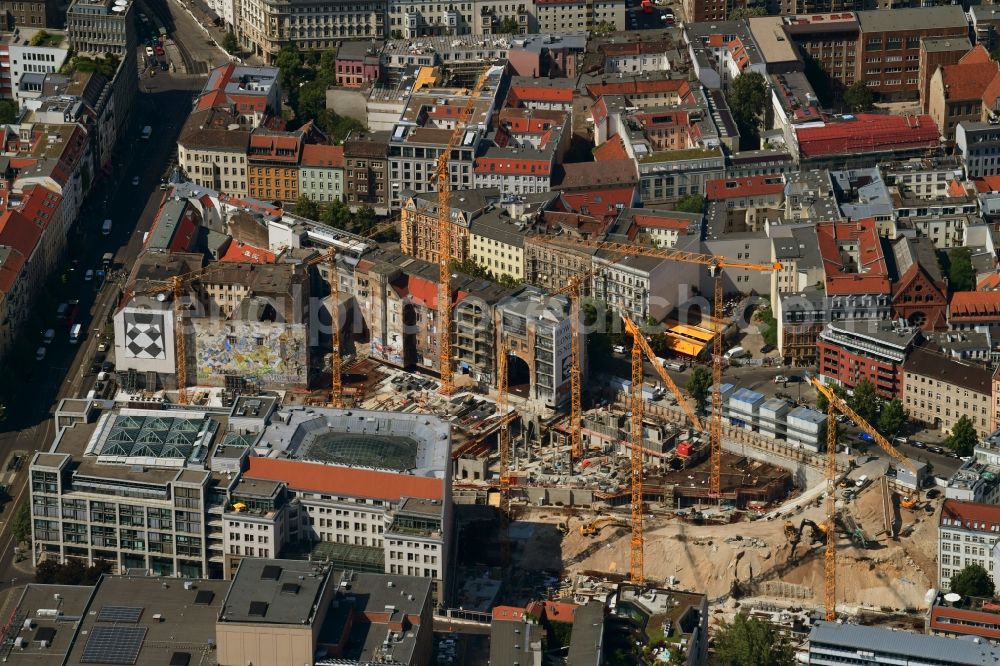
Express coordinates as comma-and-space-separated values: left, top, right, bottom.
0, 25, 209, 592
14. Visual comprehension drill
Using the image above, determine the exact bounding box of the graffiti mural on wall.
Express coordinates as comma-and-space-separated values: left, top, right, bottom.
193, 320, 309, 388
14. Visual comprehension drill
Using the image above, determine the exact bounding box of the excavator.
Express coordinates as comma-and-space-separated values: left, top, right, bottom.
580, 516, 627, 537
784, 518, 829, 559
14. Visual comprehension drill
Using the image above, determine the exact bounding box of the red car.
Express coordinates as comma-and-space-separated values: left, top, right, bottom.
154, 45, 165, 57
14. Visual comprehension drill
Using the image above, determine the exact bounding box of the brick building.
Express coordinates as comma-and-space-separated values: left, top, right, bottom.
855, 7, 970, 102
919, 37, 972, 113
889, 236, 948, 331
817, 320, 918, 398
781, 13, 860, 97
343, 131, 389, 216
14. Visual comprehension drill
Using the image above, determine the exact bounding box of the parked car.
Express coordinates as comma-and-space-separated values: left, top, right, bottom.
43, 328, 55, 344
145, 46, 155, 58
929, 445, 945, 455
857, 432, 874, 443
35, 346, 46, 361
910, 440, 927, 449
612, 345, 625, 354
84, 269, 93, 281
154, 45, 165, 57
773, 375, 789, 384
132, 176, 140, 186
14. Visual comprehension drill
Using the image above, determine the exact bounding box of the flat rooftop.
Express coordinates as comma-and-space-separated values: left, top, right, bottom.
220, 559, 329, 626
5, 584, 94, 666
63, 575, 228, 666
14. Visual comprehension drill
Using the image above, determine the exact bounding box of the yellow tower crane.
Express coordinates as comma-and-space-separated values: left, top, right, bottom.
808, 374, 919, 620
629, 324, 645, 584
436, 68, 491, 396
536, 236, 780, 496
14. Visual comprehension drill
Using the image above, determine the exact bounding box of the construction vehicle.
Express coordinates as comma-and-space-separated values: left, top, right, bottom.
536, 236, 779, 497
808, 375, 919, 621
900, 494, 917, 509
579, 516, 626, 536
785, 518, 828, 559
436, 68, 491, 396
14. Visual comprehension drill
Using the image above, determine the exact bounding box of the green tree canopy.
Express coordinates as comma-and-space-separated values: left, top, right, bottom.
221, 31, 239, 54
11, 501, 30, 543
0, 100, 17, 124
948, 247, 975, 292
725, 72, 767, 150
950, 563, 996, 600
498, 17, 520, 33
843, 80, 874, 113
727, 6, 766, 18
713, 615, 795, 666
675, 194, 705, 214
947, 415, 979, 457
294, 194, 320, 221
275, 44, 303, 91
847, 378, 882, 425
686, 366, 712, 414
878, 399, 907, 437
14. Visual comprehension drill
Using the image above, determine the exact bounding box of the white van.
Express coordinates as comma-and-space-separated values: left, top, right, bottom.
102, 219, 112, 235
69, 323, 82, 344
724, 346, 747, 360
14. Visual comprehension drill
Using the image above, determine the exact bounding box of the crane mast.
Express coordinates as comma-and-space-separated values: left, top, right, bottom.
497, 343, 511, 514
629, 333, 644, 585
436, 69, 490, 396
825, 403, 837, 621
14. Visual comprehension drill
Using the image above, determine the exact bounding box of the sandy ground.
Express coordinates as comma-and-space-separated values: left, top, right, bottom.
520, 481, 941, 613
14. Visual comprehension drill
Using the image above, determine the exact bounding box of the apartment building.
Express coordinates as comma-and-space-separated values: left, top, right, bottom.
817, 219, 892, 321
66, 0, 136, 57
817, 320, 918, 398
903, 346, 992, 437
178, 108, 251, 197
0, 28, 70, 107
334, 40, 381, 88
855, 7, 970, 102
809, 621, 1000, 665
400, 188, 499, 264
247, 125, 309, 203
495, 286, 577, 409
386, 0, 535, 37
0, 0, 59, 29
474, 108, 569, 195
524, 233, 599, 294
781, 13, 860, 95
592, 254, 675, 324
238, 0, 384, 62
196, 64, 281, 129
957, 122, 1000, 179
297, 143, 344, 204
939, 499, 1000, 590
343, 130, 390, 215
919, 37, 972, 113
387, 69, 503, 209
928, 46, 1000, 141
535, 0, 625, 33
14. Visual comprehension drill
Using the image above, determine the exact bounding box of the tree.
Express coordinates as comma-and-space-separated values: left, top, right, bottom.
950, 564, 995, 600
275, 44, 303, 92
497, 17, 520, 33
815, 382, 846, 412
878, 399, 907, 437
712, 615, 795, 666
11, 501, 30, 543
0, 100, 17, 124
727, 6, 766, 18
294, 194, 320, 221
847, 378, 881, 425
675, 194, 705, 215
947, 415, 979, 457
222, 31, 239, 54
296, 80, 329, 123
725, 72, 767, 150
948, 247, 975, 292
843, 80, 874, 113
591, 20, 615, 35
686, 366, 712, 414
321, 198, 351, 228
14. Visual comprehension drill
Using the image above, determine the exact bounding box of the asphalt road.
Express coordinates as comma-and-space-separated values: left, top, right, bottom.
0, 43, 205, 591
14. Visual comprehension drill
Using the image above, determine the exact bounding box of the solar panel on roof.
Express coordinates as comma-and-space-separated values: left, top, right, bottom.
97, 606, 143, 623
80, 626, 146, 665
193, 590, 215, 605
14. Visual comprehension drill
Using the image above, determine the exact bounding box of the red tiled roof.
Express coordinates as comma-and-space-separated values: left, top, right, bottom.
947, 179, 968, 197
974, 175, 1000, 193
941, 498, 1000, 530
795, 114, 940, 158
507, 84, 573, 106
631, 213, 697, 231
929, 605, 1000, 640
0, 248, 25, 293
492, 606, 527, 621
593, 135, 629, 161
949, 291, 1000, 319
300, 143, 344, 168
978, 272, 1000, 291
586, 79, 690, 99
590, 97, 609, 125
939, 48, 1000, 101
558, 186, 636, 221
245, 456, 443, 503
816, 219, 890, 295
474, 157, 552, 176
0, 209, 43, 259
705, 175, 785, 200
542, 601, 578, 622
220, 241, 276, 264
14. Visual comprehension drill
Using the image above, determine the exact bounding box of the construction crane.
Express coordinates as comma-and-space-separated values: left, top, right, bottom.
629, 329, 645, 584
808, 375, 919, 621
497, 342, 511, 514
305, 248, 343, 408
137, 264, 227, 405
536, 236, 780, 496
620, 310, 704, 432
436, 68, 491, 396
